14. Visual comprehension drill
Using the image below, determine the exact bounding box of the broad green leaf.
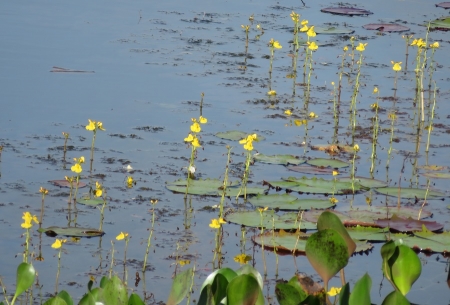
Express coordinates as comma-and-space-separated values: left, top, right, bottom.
14, 262, 36, 299
57, 290, 73, 305
426, 17, 450, 30
211, 274, 228, 305
305, 229, 349, 287
223, 186, 266, 197
388, 245, 421, 295
306, 158, 349, 168
253, 154, 305, 165
338, 282, 350, 305
102, 275, 128, 305
77, 198, 104, 206
374, 187, 446, 199
225, 210, 316, 230
317, 211, 356, 256
200, 268, 237, 292
100, 276, 109, 288
249, 194, 335, 210
339, 177, 388, 188
197, 285, 214, 305
37, 226, 104, 238
303, 210, 351, 224
314, 26, 355, 34
281, 176, 366, 194
166, 178, 240, 196
215, 130, 265, 141
226, 274, 260, 305
78, 293, 95, 305
128, 293, 145, 305
43, 296, 68, 305
381, 290, 410, 305
381, 240, 397, 286
236, 265, 263, 290
345, 206, 432, 222
166, 267, 193, 305
349, 273, 371, 305
89, 287, 103, 302
275, 282, 305, 305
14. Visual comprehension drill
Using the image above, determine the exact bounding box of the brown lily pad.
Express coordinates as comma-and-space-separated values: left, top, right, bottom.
321, 7, 373, 16
375, 214, 443, 232
363, 23, 410, 32
436, 2, 450, 9
287, 164, 334, 175
49, 180, 87, 188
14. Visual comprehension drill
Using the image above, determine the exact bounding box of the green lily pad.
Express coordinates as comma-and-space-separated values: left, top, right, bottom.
49, 180, 87, 188
249, 194, 335, 211
339, 177, 388, 188
166, 178, 240, 196
306, 158, 349, 169
215, 130, 265, 141
344, 206, 432, 221
281, 176, 366, 194
287, 164, 335, 175
314, 26, 355, 35
38, 226, 105, 237
346, 226, 390, 241
398, 229, 450, 253
253, 154, 305, 165
422, 172, 450, 179
223, 186, 266, 197
77, 198, 104, 206
426, 17, 450, 30
303, 210, 351, 224
374, 187, 446, 199
225, 210, 316, 230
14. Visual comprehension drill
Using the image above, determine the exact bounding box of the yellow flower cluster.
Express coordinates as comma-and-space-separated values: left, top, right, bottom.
126, 176, 134, 188
327, 287, 341, 296
268, 38, 282, 49
307, 41, 318, 51
21, 211, 39, 229
290, 11, 300, 23
209, 218, 226, 229
71, 156, 85, 174
329, 197, 339, 204
267, 90, 277, 96
239, 133, 258, 151
241, 25, 250, 32
411, 38, 426, 48
234, 253, 252, 265
94, 181, 103, 197
86, 119, 105, 132
184, 116, 207, 148
39, 187, 49, 195
429, 41, 439, 49
300, 20, 309, 32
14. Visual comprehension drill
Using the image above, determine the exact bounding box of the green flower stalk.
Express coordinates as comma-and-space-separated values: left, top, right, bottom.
402, 34, 414, 72
71, 156, 85, 205
305, 26, 317, 102
391, 61, 402, 99
21, 212, 39, 263
236, 133, 258, 200
116, 232, 130, 284
425, 82, 437, 153
351, 144, 360, 194
209, 217, 226, 268
386, 112, 397, 170
62, 132, 69, 169
51, 238, 67, 293
93, 181, 107, 231
258, 207, 268, 276
143, 199, 158, 272
427, 42, 439, 93
350, 42, 367, 145
338, 46, 348, 106
85, 119, 105, 173
109, 240, 115, 279
219, 146, 232, 218
370, 87, 380, 175
268, 38, 282, 90
39, 187, 48, 225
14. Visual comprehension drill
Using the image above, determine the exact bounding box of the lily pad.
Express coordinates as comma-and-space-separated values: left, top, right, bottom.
340, 177, 388, 188
422, 172, 450, 179
345, 206, 432, 224
253, 154, 305, 165
49, 180, 87, 188
426, 17, 450, 31
417, 165, 448, 171
362, 24, 410, 32
374, 187, 446, 199
249, 194, 335, 211
314, 26, 355, 35
222, 186, 266, 197
225, 210, 316, 230
346, 226, 390, 241
320, 7, 373, 16
375, 214, 443, 232
436, 2, 450, 9
38, 226, 105, 237
287, 164, 335, 175
306, 158, 349, 169
77, 198, 104, 206
215, 130, 265, 141
311, 143, 355, 154
281, 176, 366, 194
302, 210, 351, 224
166, 178, 240, 196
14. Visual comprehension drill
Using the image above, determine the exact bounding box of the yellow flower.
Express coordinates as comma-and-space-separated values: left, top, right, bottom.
309, 112, 318, 118
301, 20, 308, 26
51, 239, 67, 249
373, 87, 378, 94
96, 122, 105, 131
94, 181, 102, 197
353, 144, 360, 152
371, 103, 379, 110
209, 218, 226, 229
150, 199, 158, 205
268, 38, 282, 49
267, 90, 277, 96
365, 196, 372, 205
285, 110, 292, 116
429, 42, 439, 49
327, 287, 341, 297
178, 260, 191, 266
343, 46, 348, 52
307, 41, 318, 51
39, 187, 49, 195
184, 134, 194, 142
411, 38, 426, 48
243, 141, 253, 151
71, 163, 82, 174
391, 61, 402, 72
86, 119, 96, 131
241, 24, 250, 32
256, 24, 261, 30
21, 212, 39, 229
332, 170, 339, 176
116, 232, 129, 240
190, 122, 201, 133
126, 176, 134, 188
355, 43, 367, 52
258, 207, 269, 213
199, 116, 208, 124
306, 26, 316, 37
234, 253, 252, 265
294, 119, 307, 126
300, 25, 309, 32
388, 112, 397, 120
329, 197, 339, 204
192, 136, 201, 148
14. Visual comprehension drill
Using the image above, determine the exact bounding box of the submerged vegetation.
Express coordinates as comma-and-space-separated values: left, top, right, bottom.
2, 4, 450, 305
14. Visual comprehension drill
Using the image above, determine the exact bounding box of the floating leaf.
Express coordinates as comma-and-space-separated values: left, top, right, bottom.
225, 210, 316, 230
38, 226, 105, 237
249, 194, 335, 211
426, 17, 450, 30
311, 143, 355, 154
320, 7, 373, 16
306, 158, 349, 169
363, 24, 410, 32
344, 206, 432, 226
375, 214, 443, 232
215, 130, 265, 141
303, 210, 351, 224
314, 26, 355, 35
417, 165, 448, 171
287, 164, 335, 175
253, 154, 305, 165
280, 176, 366, 194
374, 187, 446, 199
49, 180, 87, 188
436, 2, 450, 9
166, 178, 240, 196
166, 268, 194, 305
223, 186, 266, 197
422, 172, 450, 179
346, 226, 390, 241
77, 198, 104, 206
339, 177, 387, 188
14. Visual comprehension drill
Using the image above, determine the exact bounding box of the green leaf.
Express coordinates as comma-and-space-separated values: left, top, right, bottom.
253, 154, 305, 165
339, 177, 388, 188
314, 26, 355, 35
43, 296, 68, 305
275, 282, 304, 305
14, 262, 36, 299
426, 17, 450, 30
102, 275, 128, 305
349, 273, 371, 305
215, 131, 265, 141
381, 290, 410, 305
374, 187, 446, 199
280, 176, 366, 194
128, 293, 145, 305
57, 290, 73, 305
225, 210, 316, 230
78, 293, 95, 305
305, 229, 349, 288
249, 194, 335, 211
388, 245, 421, 295
317, 211, 356, 256
224, 186, 266, 197
306, 158, 349, 168
89, 288, 103, 302
422, 172, 450, 179
226, 274, 260, 305
338, 283, 350, 305
77, 198, 104, 206
166, 178, 241, 196
37, 226, 105, 238
166, 267, 193, 305
236, 265, 263, 290
100, 276, 109, 288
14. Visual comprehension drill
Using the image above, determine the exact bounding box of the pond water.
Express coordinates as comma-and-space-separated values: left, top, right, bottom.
1, 0, 450, 304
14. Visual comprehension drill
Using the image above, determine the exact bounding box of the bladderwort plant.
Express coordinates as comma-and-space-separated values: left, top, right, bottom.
268, 38, 282, 90
93, 181, 108, 231
116, 232, 130, 284
410, 37, 427, 122
402, 34, 414, 71
351, 144, 360, 196
350, 42, 367, 145
51, 238, 67, 293
338, 46, 348, 106
290, 11, 301, 95
271, 209, 279, 277
71, 156, 84, 204
370, 87, 380, 176
39, 187, 48, 225
236, 133, 258, 200
330, 81, 340, 144
143, 199, 158, 272
219, 145, 232, 218
386, 111, 397, 170
427, 42, 440, 107
21, 211, 39, 263
85, 119, 105, 173
62, 132, 69, 169
209, 217, 226, 268
391, 61, 402, 99
241, 24, 250, 51
305, 25, 318, 102
257, 206, 268, 276
330, 170, 339, 206
425, 82, 437, 154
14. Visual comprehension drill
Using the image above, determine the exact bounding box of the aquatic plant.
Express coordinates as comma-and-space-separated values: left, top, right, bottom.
51, 238, 67, 293
236, 133, 258, 199
85, 119, 105, 173
142, 199, 158, 272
